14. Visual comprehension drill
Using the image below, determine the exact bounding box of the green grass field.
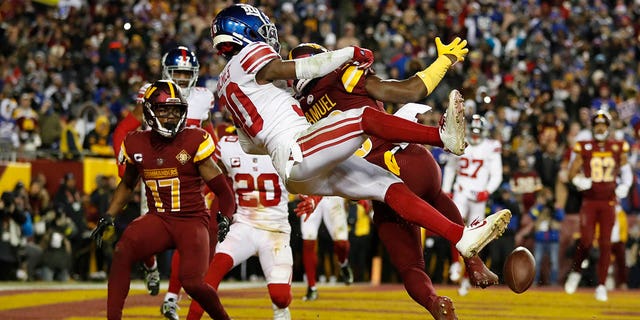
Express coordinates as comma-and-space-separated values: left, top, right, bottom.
0, 282, 638, 319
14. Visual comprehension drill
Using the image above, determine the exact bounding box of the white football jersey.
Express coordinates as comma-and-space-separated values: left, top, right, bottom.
185, 86, 214, 126
215, 135, 291, 233
442, 138, 503, 199
216, 42, 310, 178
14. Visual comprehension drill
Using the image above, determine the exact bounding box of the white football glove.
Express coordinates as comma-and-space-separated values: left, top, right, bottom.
615, 185, 630, 199
571, 175, 592, 191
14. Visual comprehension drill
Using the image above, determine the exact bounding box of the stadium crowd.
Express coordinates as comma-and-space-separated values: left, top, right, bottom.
1, 0, 640, 296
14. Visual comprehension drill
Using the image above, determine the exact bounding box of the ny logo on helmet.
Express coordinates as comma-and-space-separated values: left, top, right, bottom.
239, 3, 261, 16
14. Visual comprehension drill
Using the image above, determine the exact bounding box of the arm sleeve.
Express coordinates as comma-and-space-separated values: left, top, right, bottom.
619, 163, 633, 188
295, 47, 354, 79
441, 155, 457, 193
486, 141, 503, 194
205, 174, 236, 219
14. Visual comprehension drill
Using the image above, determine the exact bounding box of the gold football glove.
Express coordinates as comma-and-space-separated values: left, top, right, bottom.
435, 37, 469, 63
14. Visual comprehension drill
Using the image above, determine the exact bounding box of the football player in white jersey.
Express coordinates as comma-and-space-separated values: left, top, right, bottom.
211, 4, 511, 265
111, 46, 219, 320
299, 196, 352, 301
187, 133, 294, 320
442, 114, 503, 296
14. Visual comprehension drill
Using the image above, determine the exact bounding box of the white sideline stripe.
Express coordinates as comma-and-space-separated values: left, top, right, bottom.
0, 281, 322, 291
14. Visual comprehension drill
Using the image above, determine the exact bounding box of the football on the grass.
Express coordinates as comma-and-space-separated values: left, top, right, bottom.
503, 246, 535, 294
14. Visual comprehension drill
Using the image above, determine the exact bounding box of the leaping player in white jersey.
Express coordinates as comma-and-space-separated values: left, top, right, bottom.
187, 132, 294, 320
211, 4, 511, 266
442, 114, 503, 296
111, 46, 219, 320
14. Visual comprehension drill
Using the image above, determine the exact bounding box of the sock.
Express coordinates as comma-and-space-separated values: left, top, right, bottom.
333, 240, 350, 265
302, 240, 318, 288
361, 107, 443, 147
384, 183, 463, 243
186, 253, 234, 320
167, 250, 182, 296
143, 256, 157, 270
164, 292, 179, 302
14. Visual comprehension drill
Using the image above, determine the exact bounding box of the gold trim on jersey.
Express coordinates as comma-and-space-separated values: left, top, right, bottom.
143, 168, 178, 179
120, 142, 131, 164
341, 66, 364, 93
592, 151, 613, 157
194, 135, 215, 162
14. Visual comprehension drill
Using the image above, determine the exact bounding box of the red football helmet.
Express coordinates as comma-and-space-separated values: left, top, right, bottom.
288, 43, 328, 95
142, 80, 188, 138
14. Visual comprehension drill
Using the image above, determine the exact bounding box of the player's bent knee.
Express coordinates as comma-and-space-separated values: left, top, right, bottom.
268, 283, 292, 308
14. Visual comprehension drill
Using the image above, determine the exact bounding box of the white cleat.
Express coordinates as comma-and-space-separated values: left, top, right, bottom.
449, 261, 462, 282
455, 209, 511, 258
458, 278, 470, 296
595, 284, 608, 302
564, 271, 581, 294
440, 89, 467, 156
273, 304, 291, 320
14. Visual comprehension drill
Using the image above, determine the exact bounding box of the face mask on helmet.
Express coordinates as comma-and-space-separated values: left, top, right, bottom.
288, 43, 328, 95
142, 80, 188, 138
162, 46, 199, 95
468, 114, 488, 145
591, 110, 611, 141
211, 4, 280, 59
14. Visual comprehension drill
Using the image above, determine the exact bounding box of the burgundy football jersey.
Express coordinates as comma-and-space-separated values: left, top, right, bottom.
121, 128, 216, 215
297, 64, 390, 152
573, 139, 629, 201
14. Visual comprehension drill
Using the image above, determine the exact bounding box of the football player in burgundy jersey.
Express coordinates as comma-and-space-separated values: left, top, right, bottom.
90, 80, 235, 320
187, 133, 294, 320
111, 47, 221, 320
211, 5, 511, 286
289, 43, 499, 319
564, 110, 631, 302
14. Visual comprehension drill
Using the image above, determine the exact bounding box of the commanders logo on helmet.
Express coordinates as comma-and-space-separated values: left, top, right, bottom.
468, 114, 488, 145
591, 109, 611, 141
288, 43, 328, 96
211, 4, 280, 59
142, 80, 188, 138
162, 46, 199, 94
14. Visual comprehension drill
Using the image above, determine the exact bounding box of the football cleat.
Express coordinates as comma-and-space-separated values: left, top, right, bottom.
455, 209, 511, 258
302, 286, 318, 301
272, 304, 291, 320
595, 284, 608, 302
464, 255, 499, 288
440, 89, 467, 156
564, 271, 582, 294
457, 278, 470, 297
340, 264, 354, 285
428, 296, 458, 320
143, 266, 161, 296
449, 261, 462, 283
161, 298, 179, 320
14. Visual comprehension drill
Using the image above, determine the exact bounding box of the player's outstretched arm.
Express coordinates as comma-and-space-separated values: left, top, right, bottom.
257, 46, 372, 84
365, 37, 468, 103
92, 163, 139, 247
